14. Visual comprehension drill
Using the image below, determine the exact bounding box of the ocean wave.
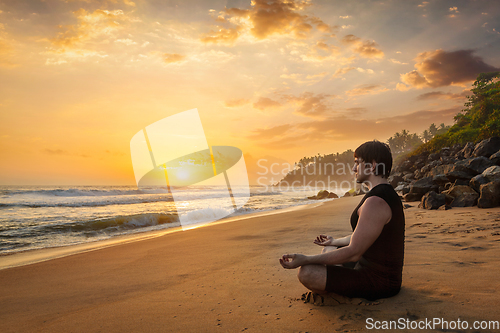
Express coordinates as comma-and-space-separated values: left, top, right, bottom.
0, 196, 175, 208
35, 213, 180, 234
2, 185, 248, 198
249, 191, 282, 196
4, 187, 172, 197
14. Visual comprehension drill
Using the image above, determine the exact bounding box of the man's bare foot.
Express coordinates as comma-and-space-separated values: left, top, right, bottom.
300, 291, 381, 306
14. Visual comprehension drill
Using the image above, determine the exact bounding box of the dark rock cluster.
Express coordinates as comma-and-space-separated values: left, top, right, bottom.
307, 190, 339, 200
389, 137, 500, 210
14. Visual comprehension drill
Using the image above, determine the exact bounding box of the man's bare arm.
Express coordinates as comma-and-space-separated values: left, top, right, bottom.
313, 234, 351, 247
280, 196, 391, 268
331, 235, 351, 247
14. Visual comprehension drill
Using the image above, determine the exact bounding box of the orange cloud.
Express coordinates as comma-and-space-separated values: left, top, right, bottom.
346, 84, 389, 96
297, 108, 459, 141
395, 83, 411, 91
246, 107, 458, 150
200, 27, 240, 45
62, 0, 136, 6
331, 66, 356, 79
202, 0, 332, 44
163, 53, 185, 64
251, 92, 334, 117
280, 72, 328, 85
341, 34, 384, 58
416, 90, 469, 100
316, 41, 329, 51
401, 49, 499, 88
50, 9, 128, 49
253, 97, 282, 110
400, 70, 428, 88
284, 92, 333, 118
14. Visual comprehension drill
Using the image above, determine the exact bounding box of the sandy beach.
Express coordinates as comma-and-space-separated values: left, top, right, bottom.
1, 196, 500, 332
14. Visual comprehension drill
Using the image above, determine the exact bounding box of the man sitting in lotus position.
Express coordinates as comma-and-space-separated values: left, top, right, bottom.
279, 140, 405, 302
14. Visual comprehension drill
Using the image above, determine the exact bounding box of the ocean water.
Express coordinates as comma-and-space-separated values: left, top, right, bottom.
0, 185, 341, 255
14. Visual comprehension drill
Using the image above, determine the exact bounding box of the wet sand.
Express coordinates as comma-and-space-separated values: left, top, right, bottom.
1, 196, 499, 332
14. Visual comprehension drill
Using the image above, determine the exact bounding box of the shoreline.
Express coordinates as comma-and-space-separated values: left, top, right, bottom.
2, 196, 500, 332
0, 199, 328, 270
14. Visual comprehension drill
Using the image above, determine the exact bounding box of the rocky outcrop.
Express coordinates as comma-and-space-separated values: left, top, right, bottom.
391, 137, 500, 210
412, 177, 438, 194
469, 174, 489, 193
482, 166, 500, 183
442, 185, 479, 207
472, 137, 500, 158
388, 173, 404, 188
308, 190, 339, 200
490, 151, 500, 165
478, 182, 500, 208
418, 191, 446, 210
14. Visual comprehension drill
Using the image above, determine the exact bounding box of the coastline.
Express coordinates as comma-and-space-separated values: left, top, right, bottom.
1, 196, 500, 332
0, 200, 327, 270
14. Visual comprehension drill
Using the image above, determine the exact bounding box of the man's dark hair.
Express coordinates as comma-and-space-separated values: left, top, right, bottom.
354, 140, 392, 178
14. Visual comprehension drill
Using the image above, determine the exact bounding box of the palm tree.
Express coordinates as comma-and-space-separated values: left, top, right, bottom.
421, 129, 432, 143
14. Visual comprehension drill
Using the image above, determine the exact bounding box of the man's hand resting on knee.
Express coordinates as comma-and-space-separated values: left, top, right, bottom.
313, 234, 334, 246
279, 254, 308, 269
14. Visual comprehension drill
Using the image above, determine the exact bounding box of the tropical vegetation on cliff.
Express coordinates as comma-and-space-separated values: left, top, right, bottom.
411, 71, 500, 156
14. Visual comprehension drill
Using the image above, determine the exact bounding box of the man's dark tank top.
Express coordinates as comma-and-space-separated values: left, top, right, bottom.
350, 183, 405, 285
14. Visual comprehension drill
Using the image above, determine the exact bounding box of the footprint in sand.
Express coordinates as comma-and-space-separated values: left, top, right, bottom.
299, 292, 381, 306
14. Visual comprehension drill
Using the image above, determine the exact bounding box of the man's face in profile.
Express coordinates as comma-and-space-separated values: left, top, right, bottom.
353, 157, 373, 184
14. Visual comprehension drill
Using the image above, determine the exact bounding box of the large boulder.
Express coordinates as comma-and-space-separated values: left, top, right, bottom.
469, 174, 489, 193
394, 184, 405, 193
482, 165, 500, 183
419, 191, 446, 210
455, 156, 495, 175
456, 142, 475, 159
426, 163, 475, 180
444, 163, 477, 182
404, 192, 424, 202
328, 192, 339, 198
409, 176, 438, 195
308, 190, 338, 199
490, 150, 500, 165
442, 185, 479, 207
422, 160, 442, 176
388, 172, 404, 188
427, 158, 490, 182
473, 137, 500, 158
317, 190, 330, 199
477, 182, 500, 208
432, 174, 449, 186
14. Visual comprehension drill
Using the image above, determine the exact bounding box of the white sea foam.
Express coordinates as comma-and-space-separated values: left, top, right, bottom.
0, 185, 340, 254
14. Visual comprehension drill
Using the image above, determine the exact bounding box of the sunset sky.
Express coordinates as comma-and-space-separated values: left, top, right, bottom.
0, 0, 499, 185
